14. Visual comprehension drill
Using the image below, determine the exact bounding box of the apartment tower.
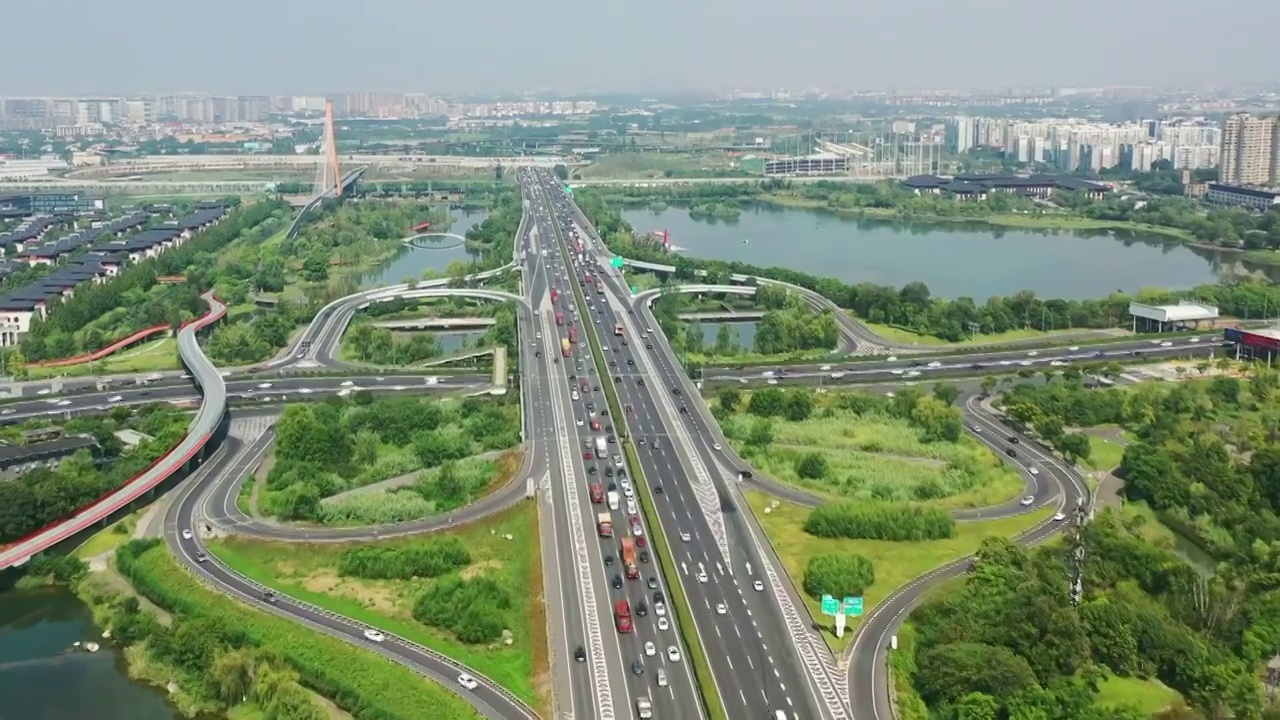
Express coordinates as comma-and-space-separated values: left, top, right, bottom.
1219, 112, 1279, 187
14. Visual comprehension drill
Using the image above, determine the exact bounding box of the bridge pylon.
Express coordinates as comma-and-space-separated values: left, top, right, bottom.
313, 100, 342, 198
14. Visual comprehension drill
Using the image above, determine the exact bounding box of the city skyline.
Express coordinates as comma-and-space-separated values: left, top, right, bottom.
3, 0, 1279, 95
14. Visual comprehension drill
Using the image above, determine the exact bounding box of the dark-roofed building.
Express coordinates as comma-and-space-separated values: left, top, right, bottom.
1205, 183, 1280, 212
0, 191, 103, 218
901, 173, 1112, 201
0, 435, 99, 474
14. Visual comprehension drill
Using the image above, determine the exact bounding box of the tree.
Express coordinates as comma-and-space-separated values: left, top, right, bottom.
714, 322, 739, 355
745, 418, 774, 447
683, 322, 704, 352
796, 452, 828, 479
718, 388, 741, 413
932, 383, 961, 406
802, 553, 875, 599
980, 375, 998, 396
1054, 432, 1092, 466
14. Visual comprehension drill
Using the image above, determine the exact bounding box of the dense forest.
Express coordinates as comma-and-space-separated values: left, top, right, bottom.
914, 372, 1280, 719
0, 406, 189, 543
575, 187, 1280, 342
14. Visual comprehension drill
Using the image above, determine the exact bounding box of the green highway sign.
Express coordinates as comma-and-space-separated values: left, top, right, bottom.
610, 256, 623, 268
820, 595, 838, 616
631, 285, 637, 293
845, 596, 864, 617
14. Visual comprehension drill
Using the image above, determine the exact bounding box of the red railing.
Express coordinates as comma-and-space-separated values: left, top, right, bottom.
0, 295, 228, 565
30, 323, 171, 368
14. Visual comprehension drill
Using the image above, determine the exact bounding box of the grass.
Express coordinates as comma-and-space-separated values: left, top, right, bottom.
861, 322, 1093, 348
686, 347, 834, 366
576, 152, 743, 180
1083, 434, 1127, 472
722, 408, 1024, 510
206, 502, 548, 710
72, 508, 147, 560
25, 337, 180, 379
745, 489, 1054, 652
1093, 672, 1184, 715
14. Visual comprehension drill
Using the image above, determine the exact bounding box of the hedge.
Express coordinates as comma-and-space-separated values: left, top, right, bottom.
803, 502, 956, 541
114, 540, 481, 720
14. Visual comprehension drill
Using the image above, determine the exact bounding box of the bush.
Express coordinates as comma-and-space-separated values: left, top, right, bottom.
803, 502, 956, 541
412, 575, 512, 644
337, 538, 471, 580
802, 553, 875, 599
796, 452, 828, 479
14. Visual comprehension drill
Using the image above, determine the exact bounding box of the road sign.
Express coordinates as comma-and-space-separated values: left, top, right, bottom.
630, 285, 637, 293
564, 185, 573, 195
845, 596, 864, 617
610, 256, 623, 268
820, 595, 838, 616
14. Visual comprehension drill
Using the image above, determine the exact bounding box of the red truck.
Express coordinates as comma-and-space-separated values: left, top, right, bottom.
621, 537, 638, 579
555, 311, 564, 326
568, 327, 578, 344
550, 288, 559, 303
589, 483, 603, 504
615, 600, 633, 633
597, 512, 613, 538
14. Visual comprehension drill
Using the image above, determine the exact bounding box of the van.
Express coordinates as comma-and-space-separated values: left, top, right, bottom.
657, 668, 667, 687
773, 712, 787, 720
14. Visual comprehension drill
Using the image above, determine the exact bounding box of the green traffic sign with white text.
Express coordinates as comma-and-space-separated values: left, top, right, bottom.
845, 596, 864, 616
820, 595, 838, 616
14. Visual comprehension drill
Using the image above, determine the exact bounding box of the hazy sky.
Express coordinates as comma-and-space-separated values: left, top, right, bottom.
6, 0, 1277, 95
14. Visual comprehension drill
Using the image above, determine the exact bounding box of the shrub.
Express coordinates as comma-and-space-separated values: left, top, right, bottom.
337, 538, 471, 580
796, 452, 829, 479
412, 575, 511, 644
802, 553, 875, 599
803, 502, 955, 541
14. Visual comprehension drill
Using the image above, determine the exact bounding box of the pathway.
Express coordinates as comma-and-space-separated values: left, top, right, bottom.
322, 449, 507, 503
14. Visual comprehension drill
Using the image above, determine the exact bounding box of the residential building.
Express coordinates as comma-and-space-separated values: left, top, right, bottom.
1219, 113, 1278, 187
1205, 183, 1280, 211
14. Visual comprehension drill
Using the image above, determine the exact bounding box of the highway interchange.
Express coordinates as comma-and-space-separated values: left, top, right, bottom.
0, 166, 1233, 719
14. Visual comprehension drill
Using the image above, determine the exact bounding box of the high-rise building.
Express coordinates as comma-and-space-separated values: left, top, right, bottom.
946, 117, 974, 153
1219, 112, 1278, 187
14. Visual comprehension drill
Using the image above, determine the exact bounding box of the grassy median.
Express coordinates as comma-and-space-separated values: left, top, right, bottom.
547, 189, 727, 720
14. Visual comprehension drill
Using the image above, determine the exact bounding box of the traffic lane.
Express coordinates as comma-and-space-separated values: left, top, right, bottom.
965, 398, 1090, 507
704, 339, 1219, 378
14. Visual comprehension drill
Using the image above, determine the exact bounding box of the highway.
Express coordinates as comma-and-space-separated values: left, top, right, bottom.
0, 375, 490, 424
520, 170, 705, 720
539, 168, 843, 720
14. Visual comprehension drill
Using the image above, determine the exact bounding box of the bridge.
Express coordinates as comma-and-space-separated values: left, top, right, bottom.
372, 317, 497, 330
677, 310, 766, 322
403, 232, 467, 250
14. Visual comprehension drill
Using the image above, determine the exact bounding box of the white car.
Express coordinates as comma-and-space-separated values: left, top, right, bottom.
753, 580, 764, 592
181, 529, 192, 540
820, 365, 832, 371
0, 409, 13, 416
457, 674, 479, 691
57, 400, 72, 407
1027, 350, 1039, 357
655, 602, 666, 617
680, 532, 691, 542
926, 361, 942, 368
363, 629, 385, 642
644, 641, 656, 656
886, 356, 898, 362
712, 443, 722, 451
697, 572, 708, 583
767, 379, 778, 385
1028, 467, 1040, 475
107, 395, 124, 403
715, 603, 727, 615
738, 378, 748, 385
1067, 346, 1080, 351
1053, 512, 1067, 522
298, 388, 313, 394
257, 382, 273, 389
340, 380, 355, 387
1020, 496, 1035, 506
627, 500, 638, 515
657, 617, 670, 631
623, 486, 634, 499
666, 646, 681, 662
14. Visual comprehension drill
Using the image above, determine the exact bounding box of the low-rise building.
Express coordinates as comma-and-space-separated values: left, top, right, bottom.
902, 173, 1111, 200
1204, 183, 1280, 212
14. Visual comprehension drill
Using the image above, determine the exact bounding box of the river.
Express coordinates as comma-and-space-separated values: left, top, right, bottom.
0, 587, 196, 720
622, 204, 1265, 300
361, 207, 490, 289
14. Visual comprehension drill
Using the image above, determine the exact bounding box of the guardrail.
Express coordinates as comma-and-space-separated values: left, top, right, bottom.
0, 294, 228, 569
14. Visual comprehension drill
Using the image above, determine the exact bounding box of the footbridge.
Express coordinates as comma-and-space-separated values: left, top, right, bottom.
404, 232, 468, 250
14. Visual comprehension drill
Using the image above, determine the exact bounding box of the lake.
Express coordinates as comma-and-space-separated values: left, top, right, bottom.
0, 587, 190, 720
362, 207, 490, 289
622, 204, 1261, 300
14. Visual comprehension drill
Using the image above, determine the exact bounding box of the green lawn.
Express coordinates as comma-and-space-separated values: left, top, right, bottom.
1093, 672, 1184, 715
71, 508, 147, 560
577, 151, 742, 180
746, 490, 1053, 652
723, 408, 1024, 510
1084, 434, 1127, 472
25, 338, 180, 379
861, 322, 1087, 348
206, 502, 548, 710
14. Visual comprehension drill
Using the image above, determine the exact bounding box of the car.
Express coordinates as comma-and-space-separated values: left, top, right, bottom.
666, 646, 681, 662
644, 641, 656, 656
636, 602, 648, 617
584, 452, 593, 460
715, 603, 727, 615
657, 617, 670, 631
696, 572, 708, 583
363, 629, 385, 642
631, 659, 645, 676
654, 601, 666, 617
1028, 467, 1040, 475
753, 580, 764, 592
57, 399, 72, 406
713, 443, 722, 451
680, 532, 691, 542
194, 551, 208, 563
639, 550, 650, 563
612, 574, 623, 589
1020, 495, 1035, 506
457, 674, 479, 691
604, 553, 614, 565
647, 576, 659, 589
1053, 511, 1068, 522
257, 382, 273, 389
262, 590, 277, 603
657, 668, 668, 686
107, 395, 124, 403
181, 529, 193, 540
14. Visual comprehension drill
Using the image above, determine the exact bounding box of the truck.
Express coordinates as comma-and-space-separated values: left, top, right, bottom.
561, 338, 571, 358
550, 288, 559, 303
568, 327, 578, 344
596, 282, 604, 295
636, 698, 653, 719
607, 491, 619, 510
589, 483, 603, 504
555, 311, 564, 326
614, 600, 632, 633
595, 436, 607, 455
614, 323, 624, 336
621, 537, 639, 579
597, 512, 613, 538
